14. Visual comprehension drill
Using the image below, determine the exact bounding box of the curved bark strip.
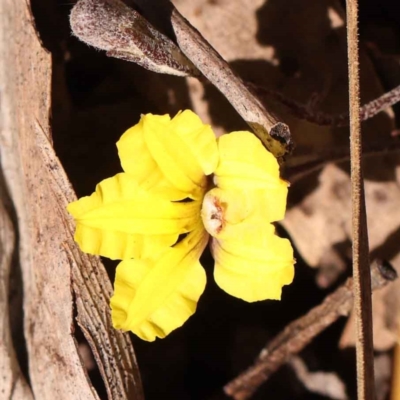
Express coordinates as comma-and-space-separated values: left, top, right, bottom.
0, 181, 33, 400
0, 1, 143, 399
36, 125, 144, 400
0, 1, 98, 398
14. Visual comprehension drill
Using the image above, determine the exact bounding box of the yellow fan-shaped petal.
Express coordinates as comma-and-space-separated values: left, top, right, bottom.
117, 115, 188, 201
142, 114, 207, 199
214, 132, 288, 221
169, 110, 219, 175
67, 173, 201, 259
117, 114, 169, 176
211, 221, 295, 302
73, 224, 178, 260
117, 111, 218, 200
111, 226, 209, 341
215, 131, 280, 185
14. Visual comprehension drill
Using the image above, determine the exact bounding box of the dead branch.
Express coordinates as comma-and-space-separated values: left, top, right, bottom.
169, 5, 292, 159
224, 260, 397, 400
70, 0, 293, 160
284, 141, 400, 183
0, 1, 98, 397
250, 82, 400, 128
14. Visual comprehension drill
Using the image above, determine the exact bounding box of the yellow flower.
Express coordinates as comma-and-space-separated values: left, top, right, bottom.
67, 110, 295, 341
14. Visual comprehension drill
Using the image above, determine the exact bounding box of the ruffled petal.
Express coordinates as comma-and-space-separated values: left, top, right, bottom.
117, 114, 170, 177
212, 223, 295, 302
214, 132, 288, 221
142, 114, 207, 199
110, 226, 209, 341
67, 173, 201, 259
201, 187, 295, 302
117, 115, 188, 201
118, 111, 218, 200
169, 110, 219, 175
73, 224, 177, 260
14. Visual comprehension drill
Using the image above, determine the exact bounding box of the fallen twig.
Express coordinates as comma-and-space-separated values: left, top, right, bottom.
168, 5, 292, 159
70, 0, 294, 160
284, 140, 400, 183
250, 82, 400, 128
224, 260, 397, 400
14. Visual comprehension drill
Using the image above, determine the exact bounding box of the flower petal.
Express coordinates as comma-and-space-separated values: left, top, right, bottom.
73, 224, 177, 260
118, 111, 218, 200
212, 226, 295, 302
117, 115, 188, 201
110, 226, 208, 341
118, 114, 170, 177
67, 173, 201, 259
169, 110, 219, 175
214, 132, 288, 221
142, 114, 207, 199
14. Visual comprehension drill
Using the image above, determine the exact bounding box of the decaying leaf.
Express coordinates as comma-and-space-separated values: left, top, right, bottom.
70, 0, 198, 77
289, 356, 348, 400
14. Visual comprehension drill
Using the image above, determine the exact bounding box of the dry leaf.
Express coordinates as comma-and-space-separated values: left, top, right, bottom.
289, 356, 348, 399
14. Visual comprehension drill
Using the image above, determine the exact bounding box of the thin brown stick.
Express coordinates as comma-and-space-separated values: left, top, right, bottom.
169, 7, 292, 159
285, 140, 400, 183
250, 82, 400, 127
346, 0, 375, 399
224, 260, 397, 400
391, 340, 400, 400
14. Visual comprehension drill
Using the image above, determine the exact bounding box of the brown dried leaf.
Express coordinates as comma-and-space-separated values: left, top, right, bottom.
70, 0, 198, 77
289, 356, 348, 400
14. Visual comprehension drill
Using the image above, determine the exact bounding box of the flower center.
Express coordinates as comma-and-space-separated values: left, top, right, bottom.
201, 191, 225, 236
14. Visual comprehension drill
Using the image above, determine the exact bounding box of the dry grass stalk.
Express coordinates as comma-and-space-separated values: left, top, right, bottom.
391, 341, 400, 400
345, 0, 376, 398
